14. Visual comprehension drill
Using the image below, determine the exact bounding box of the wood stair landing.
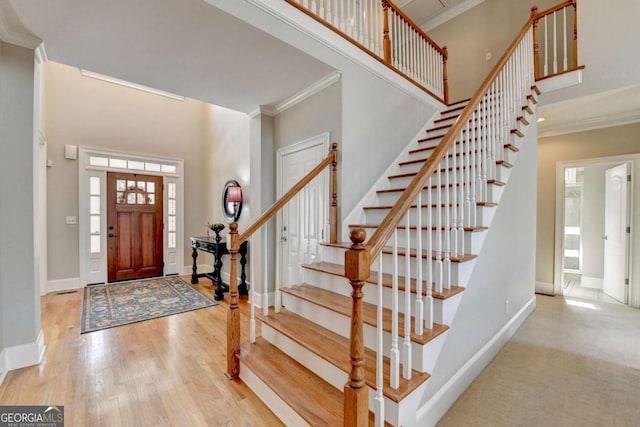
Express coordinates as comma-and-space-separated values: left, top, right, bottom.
282, 284, 449, 345
258, 309, 430, 403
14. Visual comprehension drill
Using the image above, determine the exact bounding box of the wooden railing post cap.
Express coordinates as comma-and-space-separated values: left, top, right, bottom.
345, 228, 370, 282
531, 5, 538, 17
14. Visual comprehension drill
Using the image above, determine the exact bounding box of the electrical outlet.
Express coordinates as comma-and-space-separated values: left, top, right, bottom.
66, 216, 77, 225
485, 52, 492, 61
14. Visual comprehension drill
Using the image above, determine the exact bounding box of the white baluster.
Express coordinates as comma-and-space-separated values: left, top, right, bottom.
470, 111, 478, 228
264, 226, 271, 316
303, 0, 309, 10
326, 0, 333, 26
543, 15, 548, 77
358, 0, 364, 45
451, 135, 458, 259
392, 14, 398, 69
375, 255, 385, 426
443, 146, 451, 290
553, 11, 558, 74
426, 177, 434, 330
415, 192, 424, 334
403, 212, 412, 379
390, 229, 400, 389
435, 166, 443, 293
480, 94, 488, 203
250, 234, 256, 343
457, 130, 465, 258
464, 120, 473, 228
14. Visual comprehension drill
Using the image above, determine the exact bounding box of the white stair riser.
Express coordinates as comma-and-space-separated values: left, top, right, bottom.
281, 292, 443, 374
239, 364, 311, 427
388, 165, 511, 188
374, 254, 476, 286
376, 185, 504, 207
261, 323, 404, 425
404, 146, 517, 167
299, 268, 457, 325
321, 230, 486, 265
364, 204, 495, 227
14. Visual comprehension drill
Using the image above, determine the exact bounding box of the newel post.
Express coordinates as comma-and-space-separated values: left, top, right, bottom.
330, 142, 339, 244
226, 222, 241, 379
382, 0, 392, 64
531, 6, 540, 80
344, 228, 370, 427
442, 46, 449, 105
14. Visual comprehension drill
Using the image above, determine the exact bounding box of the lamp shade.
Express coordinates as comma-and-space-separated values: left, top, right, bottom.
227, 185, 242, 203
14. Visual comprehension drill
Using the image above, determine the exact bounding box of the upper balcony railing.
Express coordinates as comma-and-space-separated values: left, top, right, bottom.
533, 0, 583, 80
285, 0, 449, 104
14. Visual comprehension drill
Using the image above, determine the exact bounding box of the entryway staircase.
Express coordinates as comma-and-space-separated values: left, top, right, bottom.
219, 0, 583, 425
239, 80, 539, 424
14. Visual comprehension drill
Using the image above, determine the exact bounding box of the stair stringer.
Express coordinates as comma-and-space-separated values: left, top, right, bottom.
409, 114, 540, 427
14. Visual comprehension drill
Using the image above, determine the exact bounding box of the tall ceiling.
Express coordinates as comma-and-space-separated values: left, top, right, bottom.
398, 0, 480, 29
1, 0, 335, 113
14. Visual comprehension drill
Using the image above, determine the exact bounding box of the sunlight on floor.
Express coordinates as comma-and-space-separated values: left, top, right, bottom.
564, 299, 597, 310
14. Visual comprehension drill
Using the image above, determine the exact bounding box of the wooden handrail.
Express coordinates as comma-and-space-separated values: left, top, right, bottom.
534, 0, 574, 20
383, 0, 445, 55
235, 143, 338, 247
365, 12, 536, 260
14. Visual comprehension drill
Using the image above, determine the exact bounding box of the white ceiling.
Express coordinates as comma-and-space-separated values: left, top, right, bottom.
398, 0, 483, 30
1, 0, 335, 113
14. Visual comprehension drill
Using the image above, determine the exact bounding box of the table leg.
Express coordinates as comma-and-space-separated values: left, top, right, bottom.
191, 247, 199, 284
239, 245, 248, 296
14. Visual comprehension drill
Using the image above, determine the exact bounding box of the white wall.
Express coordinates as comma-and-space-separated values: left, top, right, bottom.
420, 118, 538, 424
428, 0, 640, 103
0, 42, 41, 354
537, 123, 640, 307
43, 61, 209, 282
581, 164, 605, 284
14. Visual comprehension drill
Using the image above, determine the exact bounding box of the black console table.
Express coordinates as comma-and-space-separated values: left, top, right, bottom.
190, 235, 248, 301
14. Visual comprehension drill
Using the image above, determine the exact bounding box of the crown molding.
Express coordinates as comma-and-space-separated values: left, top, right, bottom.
0, 4, 41, 49
272, 70, 341, 115
249, 71, 341, 118
421, 0, 485, 31
35, 43, 48, 64
539, 109, 640, 138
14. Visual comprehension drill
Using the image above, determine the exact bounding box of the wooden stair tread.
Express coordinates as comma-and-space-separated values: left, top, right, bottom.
410, 139, 516, 154
347, 224, 489, 232
258, 309, 430, 402
363, 201, 497, 210
282, 284, 449, 345
241, 337, 344, 426
302, 261, 465, 300
377, 180, 506, 194
380, 246, 477, 262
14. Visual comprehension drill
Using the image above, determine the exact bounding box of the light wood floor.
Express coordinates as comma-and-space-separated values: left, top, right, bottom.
0, 276, 284, 427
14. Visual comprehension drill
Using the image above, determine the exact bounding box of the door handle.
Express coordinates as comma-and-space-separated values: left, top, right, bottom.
603, 235, 608, 240
281, 236, 287, 242
109, 233, 116, 238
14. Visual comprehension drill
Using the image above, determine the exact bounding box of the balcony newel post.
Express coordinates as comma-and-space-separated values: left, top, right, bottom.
442, 45, 449, 105
330, 142, 339, 244
382, 0, 392, 64
344, 227, 370, 427
531, 6, 540, 80
226, 222, 241, 379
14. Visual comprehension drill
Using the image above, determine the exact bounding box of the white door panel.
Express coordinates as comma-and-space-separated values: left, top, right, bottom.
603, 163, 628, 303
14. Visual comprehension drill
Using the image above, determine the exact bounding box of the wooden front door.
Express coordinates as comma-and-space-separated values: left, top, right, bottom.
107, 172, 164, 282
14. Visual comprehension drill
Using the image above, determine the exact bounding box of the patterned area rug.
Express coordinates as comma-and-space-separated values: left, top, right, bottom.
81, 276, 216, 333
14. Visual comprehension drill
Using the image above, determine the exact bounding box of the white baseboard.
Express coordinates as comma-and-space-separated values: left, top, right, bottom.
417, 296, 537, 426
4, 329, 46, 372
582, 276, 604, 290
47, 277, 82, 294
0, 349, 7, 387
535, 281, 554, 295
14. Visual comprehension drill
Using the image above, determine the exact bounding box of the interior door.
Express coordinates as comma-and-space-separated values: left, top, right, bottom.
279, 141, 326, 288
603, 163, 629, 303
107, 172, 164, 282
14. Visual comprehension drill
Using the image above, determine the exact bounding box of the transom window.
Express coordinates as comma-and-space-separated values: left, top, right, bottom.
116, 179, 157, 205
89, 155, 177, 174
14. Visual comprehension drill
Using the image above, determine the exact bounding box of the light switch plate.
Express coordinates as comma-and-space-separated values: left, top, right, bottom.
66, 216, 77, 225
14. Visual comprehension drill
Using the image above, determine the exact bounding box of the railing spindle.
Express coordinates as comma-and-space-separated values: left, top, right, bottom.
250, 234, 256, 343
403, 211, 412, 379
265, 226, 272, 315
443, 144, 451, 290
375, 255, 385, 426
426, 176, 434, 329
390, 228, 400, 389
415, 192, 424, 334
